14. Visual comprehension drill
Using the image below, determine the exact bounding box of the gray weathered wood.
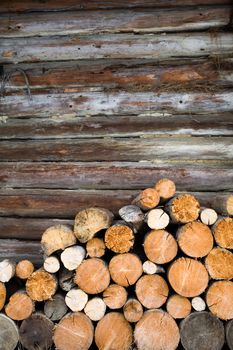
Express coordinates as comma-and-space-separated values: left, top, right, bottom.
0, 314, 19, 350
0, 239, 42, 264
44, 294, 68, 321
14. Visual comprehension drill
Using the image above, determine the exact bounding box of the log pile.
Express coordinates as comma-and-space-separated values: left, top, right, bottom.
0, 178, 233, 350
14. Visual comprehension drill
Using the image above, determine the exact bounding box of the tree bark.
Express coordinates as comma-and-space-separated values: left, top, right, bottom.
59, 268, 75, 291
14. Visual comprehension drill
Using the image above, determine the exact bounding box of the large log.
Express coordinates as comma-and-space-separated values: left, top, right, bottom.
206, 281, 233, 320
0, 239, 42, 264
0, 314, 19, 350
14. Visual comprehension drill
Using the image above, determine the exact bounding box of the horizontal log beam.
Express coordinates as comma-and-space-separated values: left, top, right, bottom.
0, 239, 42, 265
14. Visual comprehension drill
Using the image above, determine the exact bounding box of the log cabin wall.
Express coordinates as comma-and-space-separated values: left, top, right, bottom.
0, 0, 232, 264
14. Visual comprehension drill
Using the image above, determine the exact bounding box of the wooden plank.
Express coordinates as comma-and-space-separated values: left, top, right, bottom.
0, 137, 232, 162
1, 33, 233, 64
0, 7, 231, 38
0, 239, 42, 265
0, 162, 233, 192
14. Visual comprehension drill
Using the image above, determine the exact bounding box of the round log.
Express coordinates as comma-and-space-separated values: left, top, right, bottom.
123, 299, 143, 323
144, 229, 178, 264
54, 312, 94, 350
61, 245, 85, 270
0, 282, 6, 311
65, 288, 88, 312
5, 291, 34, 321
26, 269, 57, 301
205, 247, 233, 280
59, 268, 75, 292
168, 257, 209, 297
206, 281, 233, 320
86, 238, 105, 258
200, 208, 218, 225
105, 225, 134, 253
103, 284, 127, 309
145, 209, 170, 230
84, 297, 106, 321
0, 314, 19, 350
180, 311, 225, 350
19, 313, 54, 350
41, 224, 76, 256
166, 294, 191, 319
43, 256, 60, 273
154, 178, 176, 201
44, 293, 68, 321
142, 260, 165, 274
0, 259, 15, 283
133, 188, 160, 210
177, 221, 213, 258
95, 312, 133, 350
15, 260, 34, 280
109, 253, 142, 287
119, 205, 144, 228
191, 297, 206, 312
166, 194, 200, 224
134, 309, 180, 350
74, 207, 113, 243
213, 217, 233, 249
75, 258, 110, 294
136, 274, 168, 308
226, 320, 233, 350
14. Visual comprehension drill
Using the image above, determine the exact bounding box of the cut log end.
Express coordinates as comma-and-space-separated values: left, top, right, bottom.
0, 260, 15, 283
146, 208, 170, 230
166, 294, 191, 319
84, 297, 106, 321
123, 298, 143, 323
44, 294, 68, 321
191, 296, 206, 312
105, 225, 134, 253
0, 314, 19, 350
136, 274, 168, 309
86, 238, 105, 258
155, 178, 176, 201
205, 247, 233, 280
133, 187, 160, 210
65, 288, 88, 312
26, 270, 57, 301
43, 256, 60, 273
206, 281, 233, 320
0, 282, 6, 311
5, 291, 34, 321
142, 260, 165, 275
200, 208, 218, 225
213, 217, 233, 249
59, 268, 75, 292
226, 195, 233, 216
168, 194, 200, 224
226, 319, 233, 350
41, 224, 76, 256
118, 205, 144, 225
15, 260, 34, 280
61, 245, 85, 270
103, 284, 127, 309
109, 253, 142, 287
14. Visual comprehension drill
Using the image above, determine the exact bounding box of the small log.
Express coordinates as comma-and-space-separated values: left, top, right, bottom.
5, 291, 34, 321
41, 224, 76, 256
0, 259, 15, 282
166, 194, 200, 224
200, 208, 218, 225
0, 282, 6, 311
205, 247, 233, 280
61, 245, 85, 270
43, 256, 60, 273
105, 225, 134, 253
19, 313, 54, 350
54, 312, 94, 350
134, 309, 180, 350
15, 260, 34, 280
177, 221, 213, 258
84, 297, 106, 321
118, 205, 144, 230
59, 268, 75, 291
103, 284, 127, 309
213, 217, 233, 249
95, 312, 133, 350
0, 314, 19, 350
133, 188, 160, 210
168, 257, 209, 297
206, 281, 233, 320
226, 320, 233, 350
44, 294, 68, 321
207, 193, 233, 216
109, 253, 142, 287
180, 312, 225, 350
26, 269, 57, 301
74, 207, 113, 243
191, 297, 206, 311
144, 229, 178, 264
142, 260, 165, 274
166, 294, 191, 319
75, 258, 110, 294
145, 208, 170, 230
123, 299, 143, 323
136, 274, 168, 308
86, 238, 105, 258
154, 178, 176, 201
65, 288, 88, 312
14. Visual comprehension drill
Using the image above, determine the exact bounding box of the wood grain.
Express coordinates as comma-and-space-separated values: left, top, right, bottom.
0, 239, 42, 264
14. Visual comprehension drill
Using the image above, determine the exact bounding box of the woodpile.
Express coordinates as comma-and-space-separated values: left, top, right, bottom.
0, 178, 233, 350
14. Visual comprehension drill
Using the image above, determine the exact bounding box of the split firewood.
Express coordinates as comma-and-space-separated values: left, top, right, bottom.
205, 247, 233, 280
95, 312, 133, 350
74, 207, 113, 243
123, 299, 143, 323
43, 256, 60, 273
118, 205, 144, 231
166, 194, 200, 224
0, 282, 6, 311
65, 288, 88, 312
84, 297, 106, 321
105, 224, 134, 253
75, 258, 110, 294
200, 208, 218, 225
213, 217, 233, 249
15, 260, 34, 280
54, 312, 94, 350
41, 224, 76, 256
19, 313, 54, 350
5, 291, 34, 321
0, 314, 19, 350
136, 274, 168, 309
226, 319, 233, 350
86, 238, 105, 258
191, 296, 206, 312
145, 208, 170, 230
44, 293, 68, 321
0, 260, 15, 283
180, 312, 225, 350
166, 294, 191, 319
142, 260, 165, 274
61, 245, 85, 270
134, 309, 180, 350
206, 281, 233, 320
103, 284, 127, 309
177, 221, 213, 258
26, 269, 57, 301
144, 229, 178, 264
109, 253, 142, 287
168, 257, 209, 297
154, 178, 176, 201
133, 188, 160, 210
59, 268, 75, 291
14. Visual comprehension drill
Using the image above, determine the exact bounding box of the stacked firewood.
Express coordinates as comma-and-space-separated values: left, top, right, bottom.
0, 178, 233, 350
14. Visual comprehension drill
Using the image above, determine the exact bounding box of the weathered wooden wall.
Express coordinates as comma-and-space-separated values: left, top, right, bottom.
0, 0, 233, 263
